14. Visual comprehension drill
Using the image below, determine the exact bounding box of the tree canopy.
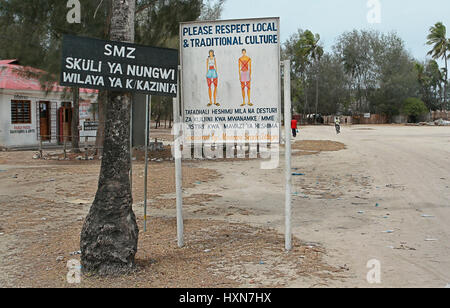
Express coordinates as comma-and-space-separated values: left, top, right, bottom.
283, 29, 429, 118
402, 97, 428, 122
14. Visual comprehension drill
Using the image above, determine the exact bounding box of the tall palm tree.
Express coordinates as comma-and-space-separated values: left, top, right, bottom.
313, 43, 324, 117
427, 22, 450, 110
81, 0, 139, 276
299, 30, 324, 120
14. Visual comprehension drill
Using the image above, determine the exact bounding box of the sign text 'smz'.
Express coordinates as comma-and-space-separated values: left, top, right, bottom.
60, 35, 179, 97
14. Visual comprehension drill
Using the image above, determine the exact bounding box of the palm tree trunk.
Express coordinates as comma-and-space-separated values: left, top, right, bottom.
81, 0, 139, 276
303, 88, 308, 122
444, 55, 448, 111
315, 72, 319, 117
95, 90, 107, 156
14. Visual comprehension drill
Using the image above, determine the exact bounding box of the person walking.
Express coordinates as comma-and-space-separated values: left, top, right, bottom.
335, 116, 341, 134
291, 118, 298, 138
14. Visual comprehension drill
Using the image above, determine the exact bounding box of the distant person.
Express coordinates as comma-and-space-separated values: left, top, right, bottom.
291, 118, 298, 138
335, 116, 341, 134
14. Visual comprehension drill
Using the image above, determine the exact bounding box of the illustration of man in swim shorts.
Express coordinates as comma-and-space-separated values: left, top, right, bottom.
206, 50, 220, 107
238, 49, 252, 107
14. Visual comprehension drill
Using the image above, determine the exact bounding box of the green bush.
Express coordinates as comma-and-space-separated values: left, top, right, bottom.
402, 98, 429, 117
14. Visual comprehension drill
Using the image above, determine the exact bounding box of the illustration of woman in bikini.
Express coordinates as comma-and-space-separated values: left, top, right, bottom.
206, 50, 220, 107
238, 49, 252, 107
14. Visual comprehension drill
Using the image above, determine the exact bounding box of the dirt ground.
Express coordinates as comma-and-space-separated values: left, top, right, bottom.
1, 124, 450, 288
185, 124, 450, 288
0, 144, 343, 288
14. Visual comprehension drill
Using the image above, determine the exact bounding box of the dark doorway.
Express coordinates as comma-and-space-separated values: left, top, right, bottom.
59, 103, 73, 142
39, 101, 51, 141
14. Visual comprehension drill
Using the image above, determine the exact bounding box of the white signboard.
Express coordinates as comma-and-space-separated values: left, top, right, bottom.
180, 18, 281, 144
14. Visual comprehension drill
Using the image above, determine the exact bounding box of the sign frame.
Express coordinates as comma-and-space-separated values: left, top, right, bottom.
179, 17, 282, 142
60, 35, 179, 97
176, 18, 292, 251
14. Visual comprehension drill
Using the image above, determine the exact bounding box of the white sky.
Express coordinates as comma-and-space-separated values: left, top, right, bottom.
222, 0, 450, 62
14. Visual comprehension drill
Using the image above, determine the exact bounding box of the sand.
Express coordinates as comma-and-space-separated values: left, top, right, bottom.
1, 124, 450, 288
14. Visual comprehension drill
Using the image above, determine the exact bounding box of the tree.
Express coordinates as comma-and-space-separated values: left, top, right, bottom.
0, 0, 223, 275
313, 54, 351, 115
402, 97, 428, 122
0, 0, 112, 152
0, 0, 217, 154
283, 29, 323, 116
79, 0, 221, 275
416, 60, 443, 110
200, 0, 226, 21
283, 30, 310, 114
427, 22, 450, 110
80, 0, 139, 275
334, 30, 379, 114
71, 88, 81, 152
301, 31, 324, 117
334, 30, 419, 118
370, 33, 419, 117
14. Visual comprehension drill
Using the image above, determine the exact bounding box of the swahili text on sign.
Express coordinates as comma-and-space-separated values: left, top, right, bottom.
60, 35, 179, 97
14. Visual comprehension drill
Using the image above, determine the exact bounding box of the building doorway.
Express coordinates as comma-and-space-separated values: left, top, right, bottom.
39, 101, 51, 141
59, 103, 72, 143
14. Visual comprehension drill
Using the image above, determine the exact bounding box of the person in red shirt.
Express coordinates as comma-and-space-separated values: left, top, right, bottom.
291, 118, 298, 138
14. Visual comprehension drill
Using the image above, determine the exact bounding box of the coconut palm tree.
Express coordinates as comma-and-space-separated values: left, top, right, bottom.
299, 30, 324, 121
81, 0, 139, 276
427, 22, 450, 110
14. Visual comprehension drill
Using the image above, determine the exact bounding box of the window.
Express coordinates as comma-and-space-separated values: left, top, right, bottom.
11, 100, 31, 124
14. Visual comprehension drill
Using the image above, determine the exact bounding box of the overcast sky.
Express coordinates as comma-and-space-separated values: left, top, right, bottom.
222, 0, 450, 62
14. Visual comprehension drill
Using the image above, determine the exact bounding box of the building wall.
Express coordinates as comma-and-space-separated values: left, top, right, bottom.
0, 89, 97, 148
0, 92, 5, 147
0, 91, 39, 147
431, 110, 449, 121
392, 115, 408, 124
293, 112, 449, 126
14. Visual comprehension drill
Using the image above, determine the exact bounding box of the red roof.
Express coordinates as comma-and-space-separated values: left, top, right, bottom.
0, 59, 95, 93
0, 59, 18, 65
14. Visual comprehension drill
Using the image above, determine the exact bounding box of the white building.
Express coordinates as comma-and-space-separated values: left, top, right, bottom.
0, 60, 97, 148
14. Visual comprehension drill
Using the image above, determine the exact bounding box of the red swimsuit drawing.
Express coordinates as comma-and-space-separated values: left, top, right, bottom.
206, 52, 219, 107
239, 50, 252, 106
239, 58, 251, 90
206, 57, 218, 88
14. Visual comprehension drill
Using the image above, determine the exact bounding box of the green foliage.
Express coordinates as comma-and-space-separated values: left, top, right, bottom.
0, 0, 224, 124
333, 30, 420, 116
314, 54, 351, 114
402, 97, 428, 117
283, 29, 420, 117
426, 22, 450, 60
282, 29, 325, 114
415, 60, 444, 110
426, 22, 450, 109
0, 0, 215, 75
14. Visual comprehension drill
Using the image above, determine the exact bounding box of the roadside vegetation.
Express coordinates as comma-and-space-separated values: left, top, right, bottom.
282, 24, 450, 120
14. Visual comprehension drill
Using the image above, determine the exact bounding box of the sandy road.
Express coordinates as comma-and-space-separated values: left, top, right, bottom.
1, 125, 449, 288
182, 125, 450, 287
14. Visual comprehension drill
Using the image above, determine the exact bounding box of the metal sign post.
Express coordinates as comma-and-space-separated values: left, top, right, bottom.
179, 18, 286, 250
144, 95, 151, 232
284, 60, 292, 251
173, 73, 184, 247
